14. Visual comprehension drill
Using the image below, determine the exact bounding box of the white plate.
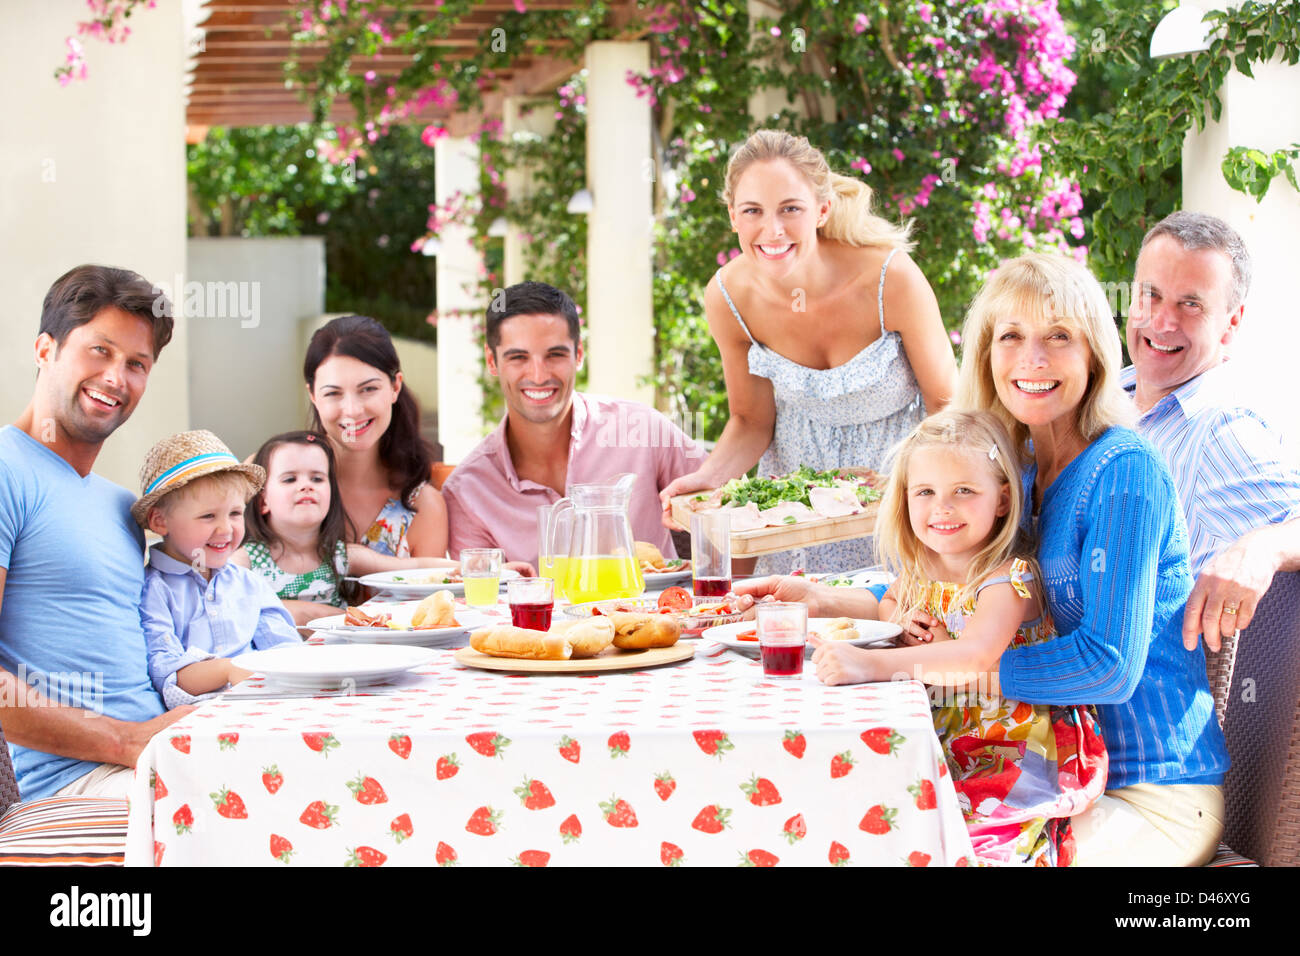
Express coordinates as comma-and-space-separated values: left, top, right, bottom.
809, 568, 896, 590
233, 644, 437, 689
308, 607, 490, 648
358, 568, 522, 598
701, 618, 902, 658
642, 567, 693, 588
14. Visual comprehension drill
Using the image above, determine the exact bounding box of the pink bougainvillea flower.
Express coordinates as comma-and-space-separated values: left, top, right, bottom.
420, 124, 448, 148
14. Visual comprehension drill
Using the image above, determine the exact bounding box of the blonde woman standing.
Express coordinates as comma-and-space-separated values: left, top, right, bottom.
660, 130, 957, 573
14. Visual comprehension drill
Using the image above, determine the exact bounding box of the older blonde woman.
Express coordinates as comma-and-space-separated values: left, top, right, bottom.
740, 254, 1230, 866
946, 253, 1228, 865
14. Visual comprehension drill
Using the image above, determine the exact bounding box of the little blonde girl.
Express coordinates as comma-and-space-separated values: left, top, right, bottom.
814, 409, 1108, 865
233, 432, 467, 625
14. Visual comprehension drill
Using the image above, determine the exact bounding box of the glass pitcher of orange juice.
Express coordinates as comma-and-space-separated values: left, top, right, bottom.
537, 502, 574, 599
545, 474, 645, 604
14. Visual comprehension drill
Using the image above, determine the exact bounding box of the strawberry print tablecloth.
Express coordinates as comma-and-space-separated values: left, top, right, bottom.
124, 645, 976, 867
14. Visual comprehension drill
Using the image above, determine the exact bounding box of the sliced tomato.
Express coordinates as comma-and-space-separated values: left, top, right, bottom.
657, 586, 694, 612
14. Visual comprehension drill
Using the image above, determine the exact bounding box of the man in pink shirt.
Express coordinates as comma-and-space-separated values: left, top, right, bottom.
443, 282, 703, 566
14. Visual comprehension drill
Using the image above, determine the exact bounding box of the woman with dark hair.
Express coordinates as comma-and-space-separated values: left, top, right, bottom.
303, 315, 448, 558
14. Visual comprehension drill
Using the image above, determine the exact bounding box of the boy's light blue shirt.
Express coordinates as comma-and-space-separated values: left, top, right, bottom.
0, 425, 165, 799
141, 544, 300, 707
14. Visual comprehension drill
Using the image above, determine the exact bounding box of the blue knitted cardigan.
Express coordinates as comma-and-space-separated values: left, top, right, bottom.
999, 426, 1229, 789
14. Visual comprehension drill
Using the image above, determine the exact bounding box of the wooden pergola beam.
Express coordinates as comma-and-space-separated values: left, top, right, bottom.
186, 0, 643, 128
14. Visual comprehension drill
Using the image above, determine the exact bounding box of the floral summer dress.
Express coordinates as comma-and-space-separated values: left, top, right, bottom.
359, 486, 425, 558
924, 560, 1108, 866
715, 248, 925, 574
243, 540, 349, 608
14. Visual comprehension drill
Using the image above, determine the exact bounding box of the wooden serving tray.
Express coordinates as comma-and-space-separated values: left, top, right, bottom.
669, 494, 879, 557
453, 642, 694, 673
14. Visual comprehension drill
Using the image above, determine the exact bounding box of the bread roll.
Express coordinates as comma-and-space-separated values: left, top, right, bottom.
634, 541, 666, 570
470, 626, 572, 660
553, 618, 615, 658
608, 612, 681, 649
412, 590, 458, 628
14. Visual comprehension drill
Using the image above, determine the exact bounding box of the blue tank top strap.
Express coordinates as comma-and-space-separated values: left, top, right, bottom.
975, 559, 1035, 598
715, 271, 757, 345
877, 247, 900, 336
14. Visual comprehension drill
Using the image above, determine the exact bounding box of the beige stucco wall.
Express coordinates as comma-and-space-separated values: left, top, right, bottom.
0, 0, 189, 489
187, 237, 325, 458
1182, 57, 1300, 462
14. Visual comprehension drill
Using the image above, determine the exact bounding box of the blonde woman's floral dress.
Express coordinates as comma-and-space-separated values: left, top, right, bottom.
923, 559, 1108, 866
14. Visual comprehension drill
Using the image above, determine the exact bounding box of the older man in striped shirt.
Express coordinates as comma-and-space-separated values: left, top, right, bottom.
1124, 211, 1300, 652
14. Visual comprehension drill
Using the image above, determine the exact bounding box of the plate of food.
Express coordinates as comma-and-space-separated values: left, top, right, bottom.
309, 592, 490, 648
804, 567, 896, 590
561, 587, 745, 636
635, 541, 692, 588
455, 614, 693, 673
701, 618, 903, 658
358, 567, 522, 599
233, 644, 438, 689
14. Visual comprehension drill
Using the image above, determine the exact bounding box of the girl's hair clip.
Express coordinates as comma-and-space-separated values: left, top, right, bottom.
988, 444, 999, 462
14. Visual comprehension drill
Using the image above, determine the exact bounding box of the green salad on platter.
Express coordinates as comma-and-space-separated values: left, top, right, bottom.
706, 465, 882, 511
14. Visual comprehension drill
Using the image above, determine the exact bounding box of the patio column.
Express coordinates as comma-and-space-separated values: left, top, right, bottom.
1182, 58, 1300, 457
584, 40, 654, 406
434, 135, 486, 463
503, 96, 556, 286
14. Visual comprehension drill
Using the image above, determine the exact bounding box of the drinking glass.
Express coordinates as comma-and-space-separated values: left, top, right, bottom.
691, 511, 732, 597
507, 577, 554, 630
756, 602, 808, 679
461, 548, 503, 607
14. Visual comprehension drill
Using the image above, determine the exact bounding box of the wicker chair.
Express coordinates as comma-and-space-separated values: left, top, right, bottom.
0, 724, 19, 820
1204, 570, 1300, 866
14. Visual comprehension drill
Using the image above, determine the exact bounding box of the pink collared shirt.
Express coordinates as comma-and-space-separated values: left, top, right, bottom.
443, 393, 704, 566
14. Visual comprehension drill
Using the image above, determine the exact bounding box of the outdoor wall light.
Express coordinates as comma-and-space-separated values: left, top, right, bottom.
487, 217, 508, 237
1150, 1, 1212, 59
421, 237, 441, 257
566, 188, 594, 215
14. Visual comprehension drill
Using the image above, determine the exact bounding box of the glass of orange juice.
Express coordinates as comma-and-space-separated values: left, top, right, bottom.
461, 549, 503, 607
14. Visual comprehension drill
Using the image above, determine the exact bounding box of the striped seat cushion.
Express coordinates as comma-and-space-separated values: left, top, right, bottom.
0, 796, 128, 866
1205, 842, 1257, 867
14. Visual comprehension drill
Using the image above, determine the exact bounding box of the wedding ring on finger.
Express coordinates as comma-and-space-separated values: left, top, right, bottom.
1223, 604, 1239, 615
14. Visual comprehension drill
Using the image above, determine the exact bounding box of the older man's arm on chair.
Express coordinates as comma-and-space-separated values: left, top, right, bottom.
1183, 515, 1300, 652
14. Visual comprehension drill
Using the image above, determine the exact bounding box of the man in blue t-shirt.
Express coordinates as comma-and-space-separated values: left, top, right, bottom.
0, 265, 191, 800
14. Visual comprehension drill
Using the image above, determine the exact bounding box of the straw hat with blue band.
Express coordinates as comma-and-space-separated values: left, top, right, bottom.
132, 429, 266, 528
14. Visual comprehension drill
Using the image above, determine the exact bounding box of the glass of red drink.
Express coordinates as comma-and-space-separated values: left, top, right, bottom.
507, 577, 554, 630
691, 511, 732, 597
755, 602, 807, 679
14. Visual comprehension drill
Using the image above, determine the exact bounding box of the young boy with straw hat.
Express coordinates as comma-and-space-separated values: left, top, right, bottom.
134, 430, 299, 708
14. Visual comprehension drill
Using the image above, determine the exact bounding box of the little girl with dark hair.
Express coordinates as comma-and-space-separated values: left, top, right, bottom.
234, 432, 462, 625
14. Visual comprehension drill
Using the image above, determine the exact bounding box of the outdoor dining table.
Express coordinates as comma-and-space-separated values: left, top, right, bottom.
123, 595, 976, 867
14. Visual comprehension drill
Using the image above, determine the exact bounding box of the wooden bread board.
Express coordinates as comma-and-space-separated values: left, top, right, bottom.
670, 494, 879, 557
453, 642, 694, 673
